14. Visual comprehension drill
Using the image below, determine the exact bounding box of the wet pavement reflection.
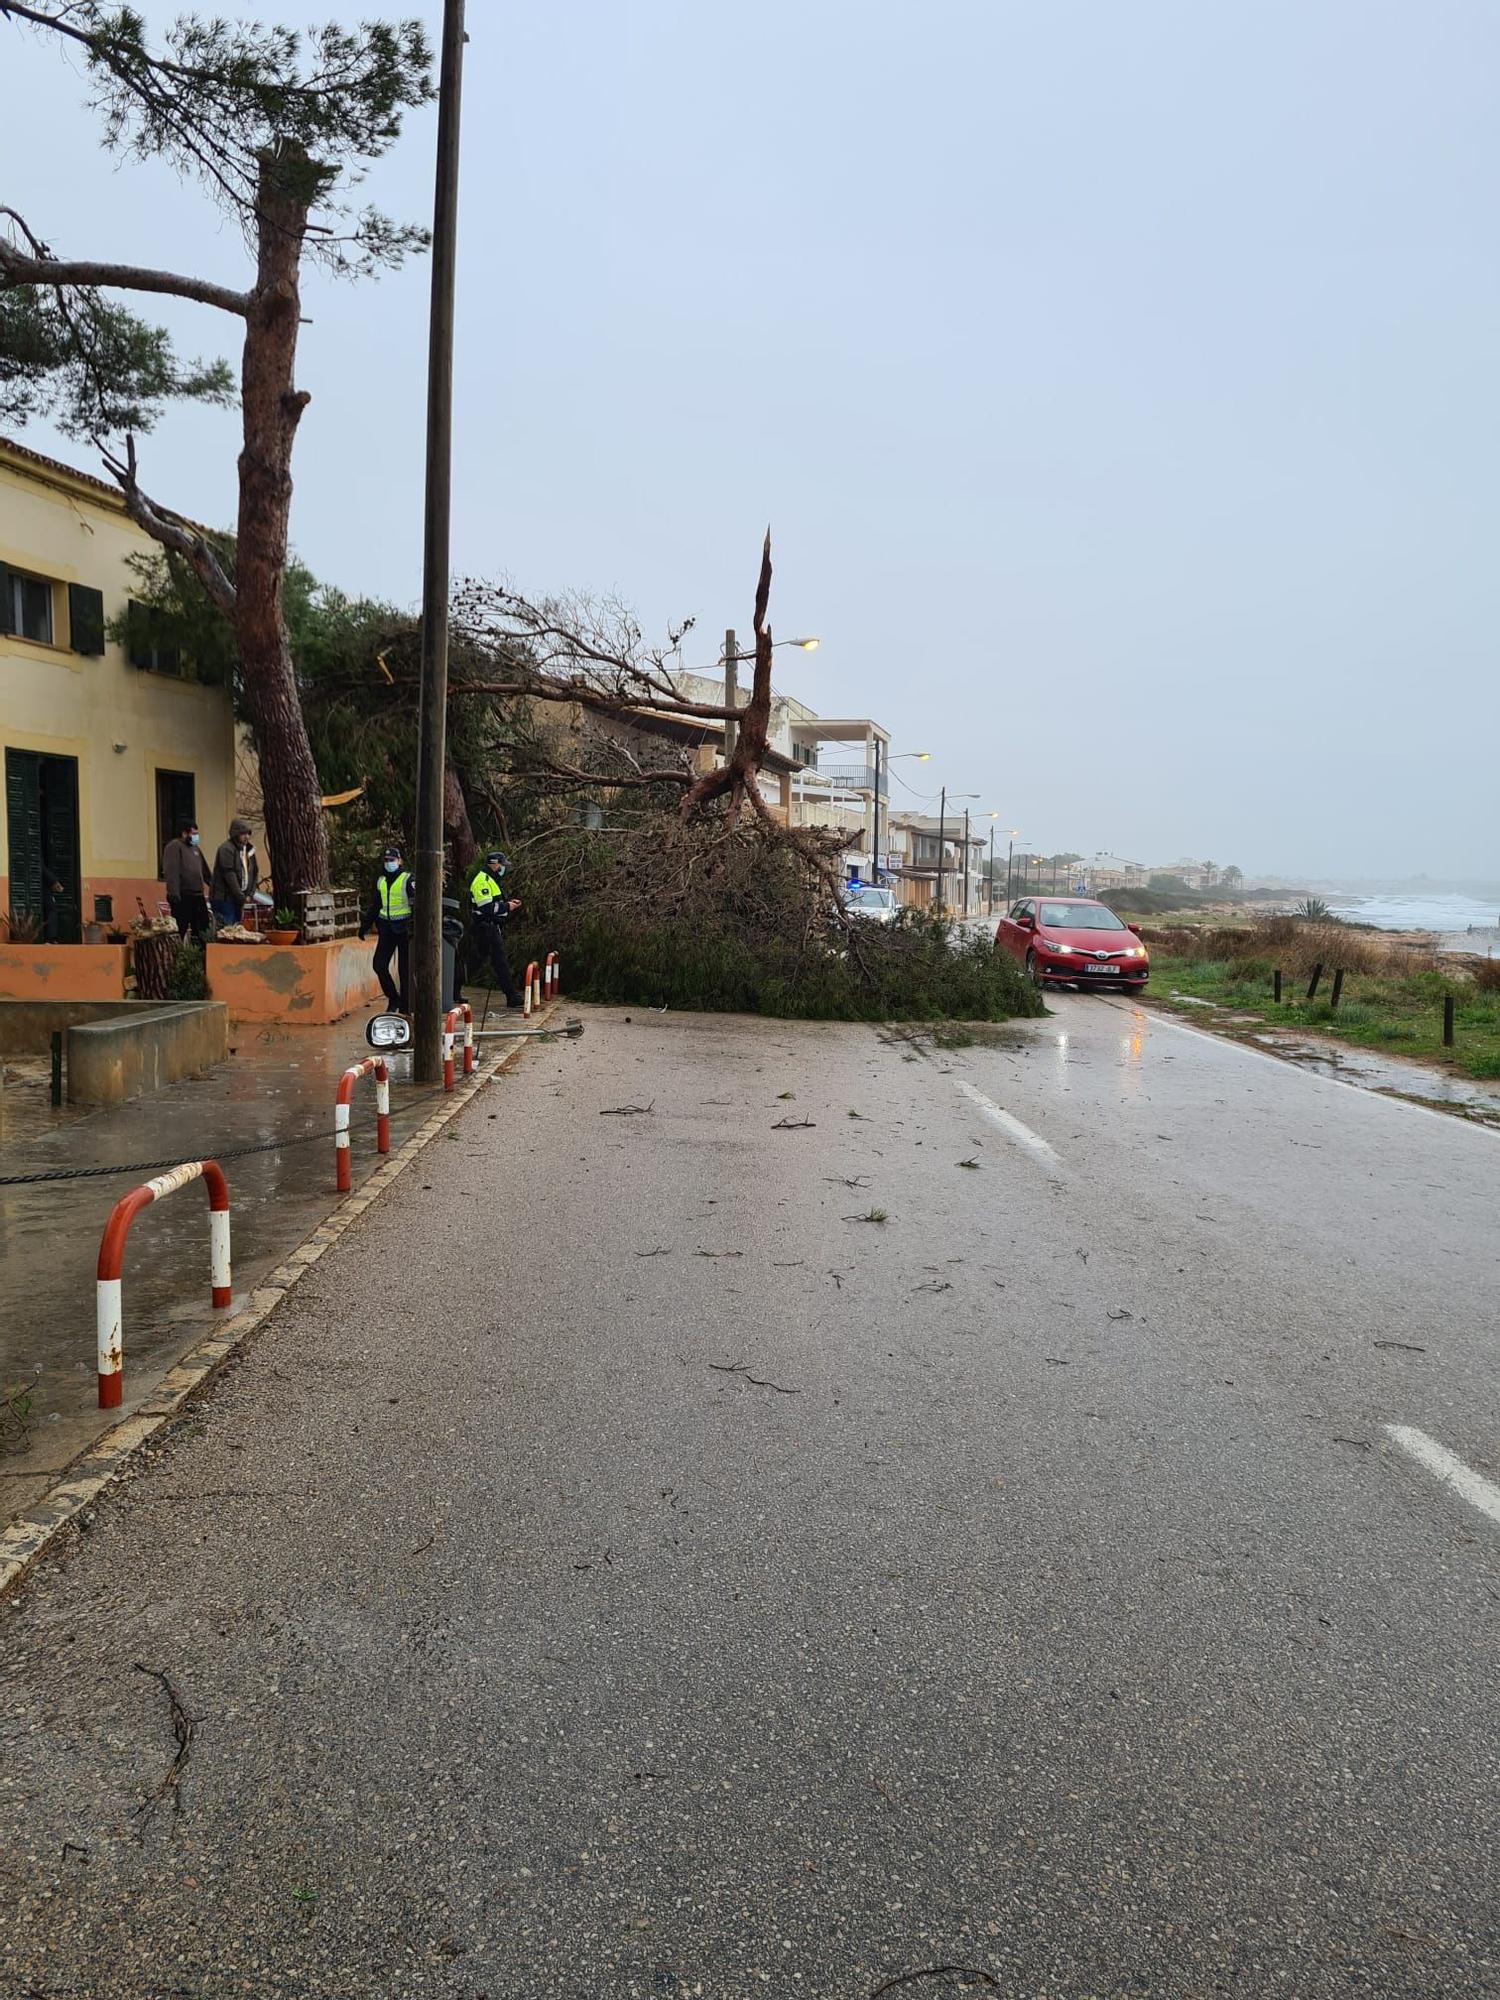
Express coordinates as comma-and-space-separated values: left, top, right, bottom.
0, 1018, 457, 1518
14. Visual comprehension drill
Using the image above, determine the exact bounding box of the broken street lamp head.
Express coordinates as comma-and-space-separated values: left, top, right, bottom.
366, 1013, 413, 1051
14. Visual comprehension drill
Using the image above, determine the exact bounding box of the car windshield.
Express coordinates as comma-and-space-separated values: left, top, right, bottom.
1039, 902, 1125, 931
848, 887, 894, 910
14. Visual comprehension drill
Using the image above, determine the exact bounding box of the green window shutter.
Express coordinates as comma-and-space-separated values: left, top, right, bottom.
125, 597, 152, 670
0, 564, 13, 637
68, 583, 105, 657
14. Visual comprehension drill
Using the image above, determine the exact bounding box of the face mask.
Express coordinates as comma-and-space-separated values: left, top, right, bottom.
384, 860, 400, 874
489, 863, 505, 879
187, 834, 199, 846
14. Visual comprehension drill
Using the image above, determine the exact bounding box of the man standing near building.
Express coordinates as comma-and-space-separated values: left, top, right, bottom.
162, 819, 211, 939
359, 844, 414, 1013
210, 818, 259, 928
468, 850, 523, 1009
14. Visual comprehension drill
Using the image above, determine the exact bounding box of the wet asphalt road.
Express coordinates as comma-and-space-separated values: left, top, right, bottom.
0, 996, 1496, 1999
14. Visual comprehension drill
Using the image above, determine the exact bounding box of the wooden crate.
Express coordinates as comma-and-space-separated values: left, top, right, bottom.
299, 888, 361, 942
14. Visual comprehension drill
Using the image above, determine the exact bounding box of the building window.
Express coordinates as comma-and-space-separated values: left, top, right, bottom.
155, 769, 197, 873
2, 568, 56, 645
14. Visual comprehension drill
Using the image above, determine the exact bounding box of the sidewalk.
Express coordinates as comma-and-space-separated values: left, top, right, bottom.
0, 1004, 504, 1521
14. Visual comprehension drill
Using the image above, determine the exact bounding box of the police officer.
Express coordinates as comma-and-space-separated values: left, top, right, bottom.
360, 844, 414, 1012
468, 849, 523, 1009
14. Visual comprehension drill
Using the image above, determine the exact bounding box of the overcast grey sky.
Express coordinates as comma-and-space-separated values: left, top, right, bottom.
6, 2, 1497, 878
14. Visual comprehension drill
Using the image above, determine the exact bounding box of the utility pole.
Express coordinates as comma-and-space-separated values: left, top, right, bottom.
871, 736, 883, 885
722, 629, 737, 763
1005, 833, 1015, 906
988, 825, 996, 915
412, 0, 467, 1084
935, 785, 947, 914
963, 808, 971, 917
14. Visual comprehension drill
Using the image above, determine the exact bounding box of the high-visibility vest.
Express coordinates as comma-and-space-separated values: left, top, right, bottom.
377, 870, 413, 921
470, 869, 504, 916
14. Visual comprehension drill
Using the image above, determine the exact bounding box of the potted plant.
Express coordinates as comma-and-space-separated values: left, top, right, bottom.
2, 910, 42, 945
266, 907, 301, 945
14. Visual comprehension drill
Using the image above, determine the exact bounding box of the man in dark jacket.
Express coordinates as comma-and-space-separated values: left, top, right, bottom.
210, 817, 259, 927
162, 820, 211, 939
468, 850, 523, 1008
359, 844, 414, 1012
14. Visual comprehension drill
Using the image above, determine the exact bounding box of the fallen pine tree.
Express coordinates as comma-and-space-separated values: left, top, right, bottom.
499, 814, 1044, 1023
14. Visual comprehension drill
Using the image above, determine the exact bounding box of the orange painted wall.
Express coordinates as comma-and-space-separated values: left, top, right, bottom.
206, 939, 382, 1024
0, 944, 129, 1001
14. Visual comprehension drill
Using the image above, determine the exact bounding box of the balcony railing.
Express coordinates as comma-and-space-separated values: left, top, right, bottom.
798, 762, 887, 795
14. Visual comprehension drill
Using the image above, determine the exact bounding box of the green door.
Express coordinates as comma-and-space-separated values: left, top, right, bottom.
5, 749, 81, 941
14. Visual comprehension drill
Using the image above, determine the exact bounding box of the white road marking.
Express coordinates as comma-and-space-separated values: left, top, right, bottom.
1385, 1425, 1500, 1530
955, 1080, 1065, 1178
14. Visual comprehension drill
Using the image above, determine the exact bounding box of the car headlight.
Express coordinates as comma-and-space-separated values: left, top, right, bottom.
1125, 946, 1145, 958
1043, 938, 1074, 954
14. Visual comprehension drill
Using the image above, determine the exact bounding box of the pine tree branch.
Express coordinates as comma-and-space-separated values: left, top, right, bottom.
100, 436, 236, 619
0, 234, 249, 316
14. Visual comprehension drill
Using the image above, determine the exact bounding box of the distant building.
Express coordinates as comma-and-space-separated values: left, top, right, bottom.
887, 813, 987, 912
1, 437, 235, 936
1084, 852, 1147, 891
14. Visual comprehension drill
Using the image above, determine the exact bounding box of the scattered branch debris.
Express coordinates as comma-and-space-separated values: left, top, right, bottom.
1106, 1308, 1133, 1322
825, 1174, 871, 1189
695, 1248, 744, 1259
772, 1115, 817, 1129
1373, 1340, 1426, 1353
845, 1208, 889, 1224
600, 1101, 655, 1117
867, 1969, 1001, 1999
956, 1157, 981, 1169
708, 1363, 800, 1396
912, 1280, 953, 1295
634, 1247, 672, 1258
130, 1662, 197, 1832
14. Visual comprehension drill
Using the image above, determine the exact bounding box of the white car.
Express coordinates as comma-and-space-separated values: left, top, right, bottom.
845, 885, 898, 925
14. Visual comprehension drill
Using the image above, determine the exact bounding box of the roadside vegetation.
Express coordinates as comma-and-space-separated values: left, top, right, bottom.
1143, 917, 1500, 1080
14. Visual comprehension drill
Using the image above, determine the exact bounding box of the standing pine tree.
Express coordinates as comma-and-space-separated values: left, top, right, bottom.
0, 5, 433, 898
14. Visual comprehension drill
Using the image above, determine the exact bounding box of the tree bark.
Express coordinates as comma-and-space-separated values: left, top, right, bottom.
444, 759, 476, 876
233, 147, 329, 899
679, 531, 776, 822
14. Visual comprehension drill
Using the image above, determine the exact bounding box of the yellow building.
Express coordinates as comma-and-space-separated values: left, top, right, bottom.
0, 437, 234, 937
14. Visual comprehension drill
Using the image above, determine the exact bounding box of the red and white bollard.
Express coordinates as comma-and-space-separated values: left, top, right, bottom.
96, 1159, 231, 1410
335, 1057, 390, 1191
544, 951, 560, 1001
523, 962, 538, 1019
441, 1003, 476, 1089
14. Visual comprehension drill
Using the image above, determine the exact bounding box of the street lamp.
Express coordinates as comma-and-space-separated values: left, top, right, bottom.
935, 787, 978, 915
1003, 829, 1023, 906
721, 629, 820, 756
874, 752, 930, 889
987, 821, 1018, 915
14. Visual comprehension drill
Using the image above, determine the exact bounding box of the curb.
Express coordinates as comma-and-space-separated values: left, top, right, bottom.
0, 1003, 560, 1599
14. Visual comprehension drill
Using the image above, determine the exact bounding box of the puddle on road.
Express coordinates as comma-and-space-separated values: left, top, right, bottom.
1160, 993, 1500, 1127
1247, 1031, 1500, 1124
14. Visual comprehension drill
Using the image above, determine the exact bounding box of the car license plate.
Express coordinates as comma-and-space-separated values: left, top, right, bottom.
1082, 963, 1120, 974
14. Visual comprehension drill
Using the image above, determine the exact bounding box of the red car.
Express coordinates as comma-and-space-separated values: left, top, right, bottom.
995, 895, 1150, 992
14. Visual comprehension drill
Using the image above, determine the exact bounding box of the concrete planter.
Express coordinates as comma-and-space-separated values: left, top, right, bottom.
207, 937, 381, 1024
0, 943, 129, 1002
